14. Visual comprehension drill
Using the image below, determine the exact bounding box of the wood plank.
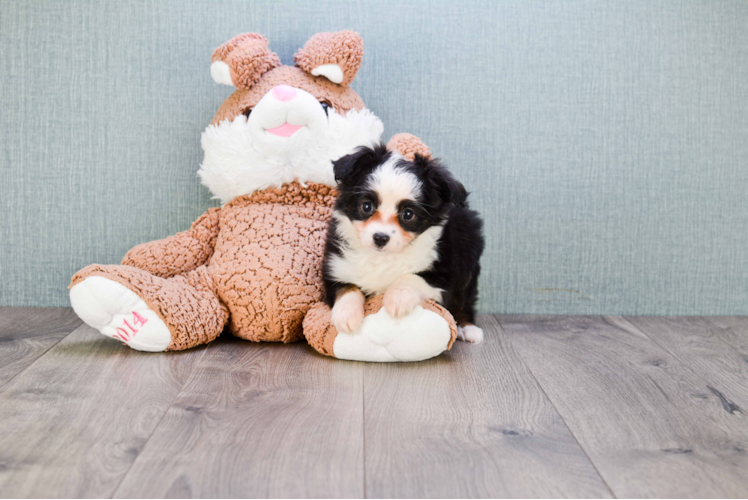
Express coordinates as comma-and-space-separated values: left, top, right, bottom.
113, 338, 364, 498
626, 316, 748, 409
498, 315, 748, 498
703, 316, 748, 355
363, 315, 612, 498
0, 324, 207, 498
0, 307, 82, 389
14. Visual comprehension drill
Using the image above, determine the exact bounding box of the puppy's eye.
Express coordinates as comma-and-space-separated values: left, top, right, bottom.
401, 209, 415, 221
361, 201, 374, 214
320, 101, 330, 116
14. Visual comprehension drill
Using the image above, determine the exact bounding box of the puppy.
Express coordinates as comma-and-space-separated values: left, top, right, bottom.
323, 143, 485, 343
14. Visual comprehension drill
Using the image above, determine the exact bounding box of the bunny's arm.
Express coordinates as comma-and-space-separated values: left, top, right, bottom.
121, 208, 222, 278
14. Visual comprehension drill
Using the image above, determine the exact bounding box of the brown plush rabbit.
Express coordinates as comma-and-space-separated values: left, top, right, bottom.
69, 31, 456, 360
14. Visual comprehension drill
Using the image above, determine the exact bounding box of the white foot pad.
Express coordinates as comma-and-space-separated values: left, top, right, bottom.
332, 305, 452, 362
69, 276, 171, 352
457, 325, 484, 344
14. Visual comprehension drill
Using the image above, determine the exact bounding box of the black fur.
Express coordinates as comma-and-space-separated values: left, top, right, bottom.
416, 204, 484, 325
333, 142, 391, 186
323, 214, 351, 306
323, 143, 484, 325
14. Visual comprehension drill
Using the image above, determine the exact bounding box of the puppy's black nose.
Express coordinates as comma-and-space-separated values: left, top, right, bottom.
373, 233, 390, 248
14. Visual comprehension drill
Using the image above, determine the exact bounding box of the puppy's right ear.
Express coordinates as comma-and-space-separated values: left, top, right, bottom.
333, 143, 389, 184
412, 154, 469, 208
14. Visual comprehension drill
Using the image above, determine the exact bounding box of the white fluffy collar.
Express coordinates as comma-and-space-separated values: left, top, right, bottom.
198, 108, 383, 204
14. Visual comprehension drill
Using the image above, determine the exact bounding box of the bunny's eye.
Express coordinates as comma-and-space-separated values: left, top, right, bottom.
320, 101, 330, 115
243, 108, 252, 118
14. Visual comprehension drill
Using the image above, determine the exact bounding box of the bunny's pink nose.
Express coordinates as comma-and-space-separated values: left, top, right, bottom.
272, 85, 297, 102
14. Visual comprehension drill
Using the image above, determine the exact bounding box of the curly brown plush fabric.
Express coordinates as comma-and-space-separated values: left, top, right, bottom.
122, 208, 221, 279
212, 66, 365, 124
212, 33, 282, 90
303, 302, 338, 357
387, 133, 432, 160
303, 296, 458, 358
211, 182, 336, 343
294, 31, 363, 87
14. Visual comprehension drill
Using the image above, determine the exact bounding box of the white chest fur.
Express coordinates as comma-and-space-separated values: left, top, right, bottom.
329, 217, 444, 297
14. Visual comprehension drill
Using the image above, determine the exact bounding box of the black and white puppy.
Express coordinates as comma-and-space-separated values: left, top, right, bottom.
323, 143, 485, 343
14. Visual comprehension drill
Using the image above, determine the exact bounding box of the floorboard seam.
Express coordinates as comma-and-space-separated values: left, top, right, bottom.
362, 365, 367, 499
109, 344, 212, 498
492, 315, 618, 499
629, 315, 741, 357
617, 316, 744, 412
0, 320, 84, 392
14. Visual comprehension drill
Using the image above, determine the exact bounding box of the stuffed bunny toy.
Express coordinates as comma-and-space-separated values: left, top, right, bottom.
69, 31, 457, 361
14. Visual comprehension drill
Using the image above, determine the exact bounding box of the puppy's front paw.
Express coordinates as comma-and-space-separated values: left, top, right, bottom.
457, 325, 484, 344
331, 298, 365, 334
384, 285, 422, 319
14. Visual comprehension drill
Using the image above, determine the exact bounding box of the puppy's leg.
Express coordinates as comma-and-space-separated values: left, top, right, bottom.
331, 286, 366, 334
451, 265, 483, 343
384, 274, 442, 319
457, 324, 484, 344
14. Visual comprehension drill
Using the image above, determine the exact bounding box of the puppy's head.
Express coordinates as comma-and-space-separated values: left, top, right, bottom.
332, 143, 467, 253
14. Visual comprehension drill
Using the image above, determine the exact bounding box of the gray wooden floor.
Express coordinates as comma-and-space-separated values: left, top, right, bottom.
0, 308, 746, 498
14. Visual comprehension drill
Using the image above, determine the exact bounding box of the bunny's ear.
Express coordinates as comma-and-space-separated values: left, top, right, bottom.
294, 31, 363, 86
387, 133, 432, 161
211, 33, 281, 89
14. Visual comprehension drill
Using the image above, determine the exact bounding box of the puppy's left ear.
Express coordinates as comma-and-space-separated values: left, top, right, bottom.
414, 154, 468, 208
333, 143, 389, 184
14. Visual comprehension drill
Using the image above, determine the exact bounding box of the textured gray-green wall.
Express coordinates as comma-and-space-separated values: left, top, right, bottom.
1, 0, 746, 314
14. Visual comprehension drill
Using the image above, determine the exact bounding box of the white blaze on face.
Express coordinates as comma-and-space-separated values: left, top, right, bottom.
199, 85, 383, 203
355, 156, 421, 253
